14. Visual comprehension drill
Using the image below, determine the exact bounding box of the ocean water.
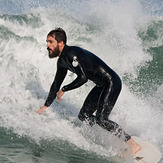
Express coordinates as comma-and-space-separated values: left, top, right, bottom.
0, 0, 163, 163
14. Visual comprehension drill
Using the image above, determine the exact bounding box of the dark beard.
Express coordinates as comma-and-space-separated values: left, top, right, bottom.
48, 45, 60, 58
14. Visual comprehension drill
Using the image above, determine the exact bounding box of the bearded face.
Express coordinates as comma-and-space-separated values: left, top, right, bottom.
47, 44, 60, 58
46, 36, 61, 58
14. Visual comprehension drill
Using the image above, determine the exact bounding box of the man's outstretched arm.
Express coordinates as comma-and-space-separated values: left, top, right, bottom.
36, 65, 67, 113
36, 89, 64, 113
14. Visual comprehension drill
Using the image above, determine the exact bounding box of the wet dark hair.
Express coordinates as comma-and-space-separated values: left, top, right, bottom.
47, 28, 67, 44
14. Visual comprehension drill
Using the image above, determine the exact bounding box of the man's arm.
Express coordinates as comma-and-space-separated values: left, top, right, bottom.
36, 65, 67, 113
61, 54, 88, 92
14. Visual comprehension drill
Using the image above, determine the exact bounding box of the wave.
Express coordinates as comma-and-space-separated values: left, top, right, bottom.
0, 0, 163, 161
124, 18, 163, 97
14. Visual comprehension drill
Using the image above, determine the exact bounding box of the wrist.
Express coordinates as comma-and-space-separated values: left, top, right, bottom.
43, 105, 47, 109
62, 87, 66, 92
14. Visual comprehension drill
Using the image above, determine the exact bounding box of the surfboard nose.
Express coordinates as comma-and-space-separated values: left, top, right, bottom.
132, 136, 161, 163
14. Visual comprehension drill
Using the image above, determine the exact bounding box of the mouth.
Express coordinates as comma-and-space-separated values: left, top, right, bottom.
47, 48, 52, 51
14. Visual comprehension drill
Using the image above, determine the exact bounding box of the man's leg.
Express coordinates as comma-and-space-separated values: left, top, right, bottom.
78, 86, 103, 125
97, 84, 141, 156
79, 84, 141, 155
96, 83, 131, 141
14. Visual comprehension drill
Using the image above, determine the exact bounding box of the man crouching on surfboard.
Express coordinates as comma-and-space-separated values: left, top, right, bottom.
36, 28, 141, 156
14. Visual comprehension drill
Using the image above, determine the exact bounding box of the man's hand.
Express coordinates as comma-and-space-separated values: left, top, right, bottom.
36, 90, 64, 114
57, 89, 64, 101
36, 105, 47, 114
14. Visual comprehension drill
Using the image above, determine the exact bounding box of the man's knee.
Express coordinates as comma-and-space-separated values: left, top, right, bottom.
78, 111, 96, 126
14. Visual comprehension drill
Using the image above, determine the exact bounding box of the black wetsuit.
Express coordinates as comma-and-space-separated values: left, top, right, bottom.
45, 45, 131, 141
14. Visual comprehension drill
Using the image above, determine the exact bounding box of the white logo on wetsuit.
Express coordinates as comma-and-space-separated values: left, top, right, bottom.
72, 56, 79, 67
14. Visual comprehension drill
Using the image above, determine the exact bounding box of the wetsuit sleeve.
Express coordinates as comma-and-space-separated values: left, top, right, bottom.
44, 65, 67, 107
62, 54, 88, 92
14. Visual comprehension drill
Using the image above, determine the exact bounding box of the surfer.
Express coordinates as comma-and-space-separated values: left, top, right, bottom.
36, 27, 141, 156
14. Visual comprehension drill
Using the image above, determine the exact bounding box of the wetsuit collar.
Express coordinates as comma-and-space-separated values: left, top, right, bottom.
59, 44, 68, 57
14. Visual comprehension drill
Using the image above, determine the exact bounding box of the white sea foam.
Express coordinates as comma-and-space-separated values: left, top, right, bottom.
0, 0, 162, 161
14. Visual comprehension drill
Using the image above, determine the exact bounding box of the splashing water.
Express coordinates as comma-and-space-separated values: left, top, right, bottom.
0, 0, 163, 162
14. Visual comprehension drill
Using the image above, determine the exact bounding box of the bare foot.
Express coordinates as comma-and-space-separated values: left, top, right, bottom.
128, 138, 142, 156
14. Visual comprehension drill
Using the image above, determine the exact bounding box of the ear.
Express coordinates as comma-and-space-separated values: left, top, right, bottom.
58, 41, 65, 48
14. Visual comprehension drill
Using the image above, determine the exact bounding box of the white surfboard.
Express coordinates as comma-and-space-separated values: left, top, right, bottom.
132, 136, 161, 163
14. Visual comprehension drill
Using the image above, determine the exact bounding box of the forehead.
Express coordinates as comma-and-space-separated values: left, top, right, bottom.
46, 35, 56, 41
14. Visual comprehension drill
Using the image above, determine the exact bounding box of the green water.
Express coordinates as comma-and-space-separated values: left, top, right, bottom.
0, 128, 115, 163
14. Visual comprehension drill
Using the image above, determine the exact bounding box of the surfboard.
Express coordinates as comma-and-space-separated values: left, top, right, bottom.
132, 136, 161, 163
